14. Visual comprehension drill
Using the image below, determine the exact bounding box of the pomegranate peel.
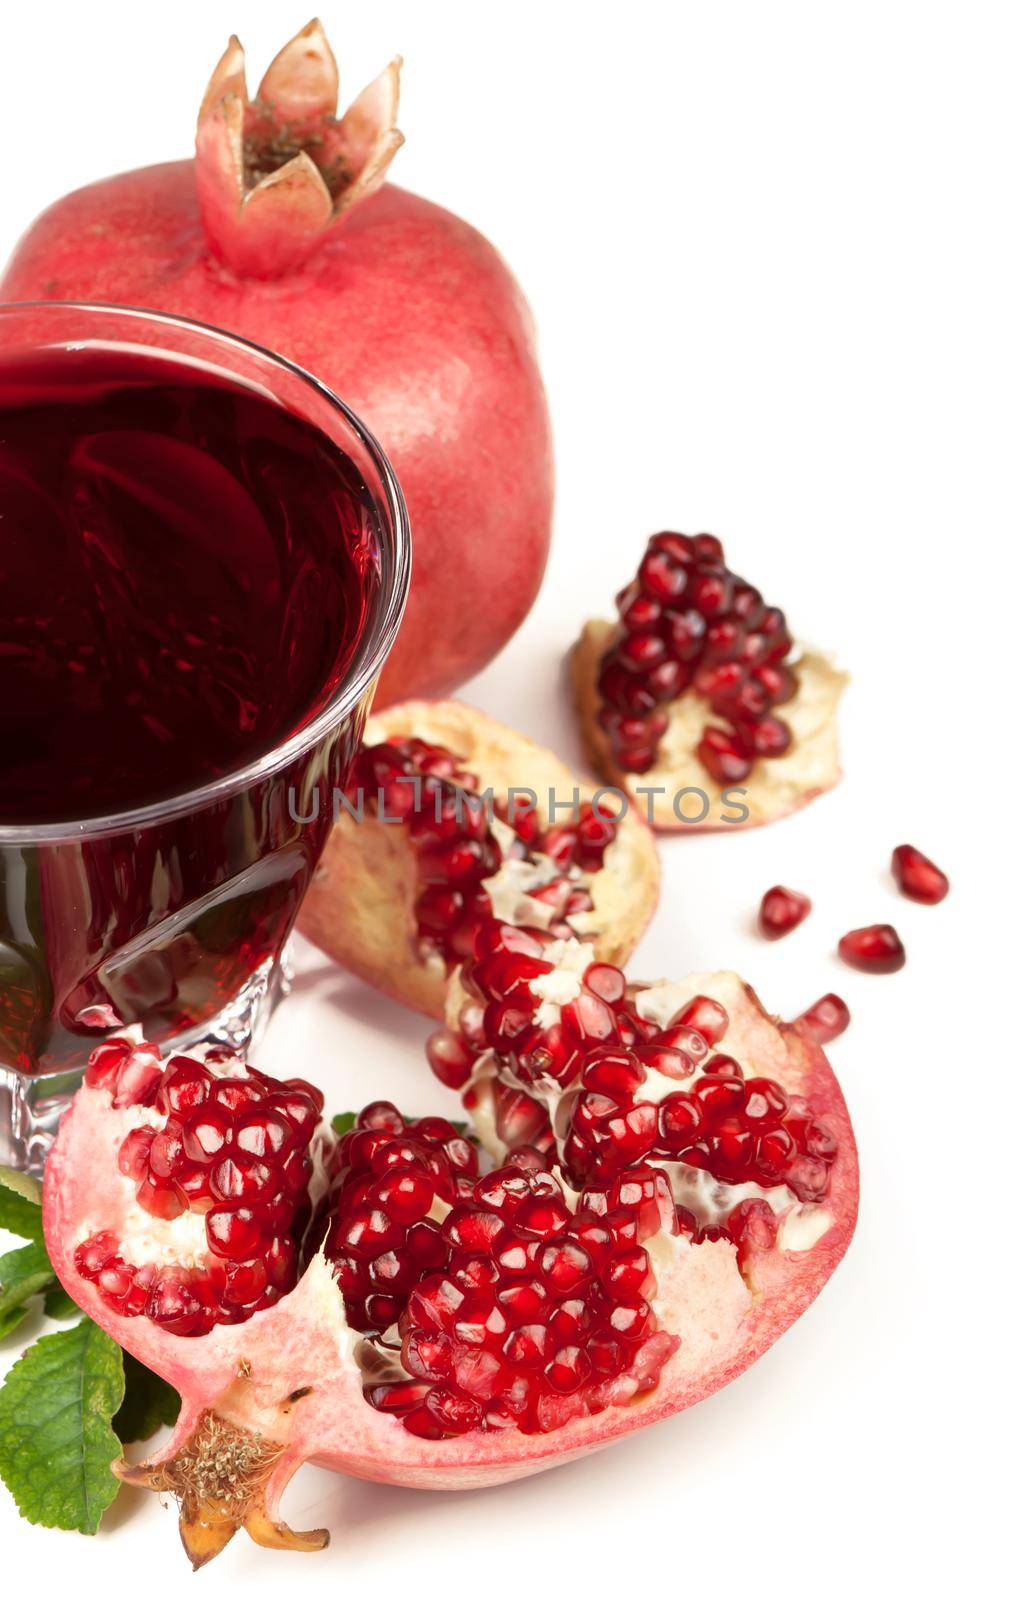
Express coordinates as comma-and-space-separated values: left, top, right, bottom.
298, 700, 660, 1018
573, 618, 846, 830
43, 966, 856, 1563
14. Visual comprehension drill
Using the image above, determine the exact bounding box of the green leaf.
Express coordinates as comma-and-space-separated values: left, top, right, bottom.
0, 1167, 44, 1244
0, 1242, 55, 1339
114, 1354, 180, 1444
0, 1166, 43, 1207
332, 1111, 358, 1134
43, 1286, 81, 1323
0, 1321, 124, 1533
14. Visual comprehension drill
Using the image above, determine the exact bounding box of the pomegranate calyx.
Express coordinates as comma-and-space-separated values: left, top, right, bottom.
196, 20, 404, 277
115, 1412, 327, 1567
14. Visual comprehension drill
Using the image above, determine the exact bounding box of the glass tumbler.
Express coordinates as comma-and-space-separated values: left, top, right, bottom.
0, 302, 410, 1171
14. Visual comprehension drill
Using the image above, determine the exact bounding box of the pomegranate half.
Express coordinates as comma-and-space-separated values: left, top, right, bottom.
0, 20, 553, 706
298, 701, 660, 1018
572, 532, 847, 829
42, 931, 857, 1566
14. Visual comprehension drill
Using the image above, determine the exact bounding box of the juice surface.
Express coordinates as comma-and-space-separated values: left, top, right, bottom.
0, 345, 373, 825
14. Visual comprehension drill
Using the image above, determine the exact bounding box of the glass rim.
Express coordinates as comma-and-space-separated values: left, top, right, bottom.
0, 299, 411, 844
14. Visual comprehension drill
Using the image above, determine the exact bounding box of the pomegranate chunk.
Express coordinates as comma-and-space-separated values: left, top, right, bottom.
838, 924, 906, 974
758, 885, 812, 939
595, 533, 800, 774
74, 1041, 324, 1335
348, 737, 617, 967
891, 844, 949, 905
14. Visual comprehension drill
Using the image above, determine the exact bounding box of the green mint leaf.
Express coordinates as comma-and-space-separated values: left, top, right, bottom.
43, 1286, 82, 1322
0, 1167, 44, 1244
114, 1353, 180, 1444
332, 1111, 358, 1134
0, 1166, 43, 1207
0, 1320, 124, 1533
0, 1242, 55, 1338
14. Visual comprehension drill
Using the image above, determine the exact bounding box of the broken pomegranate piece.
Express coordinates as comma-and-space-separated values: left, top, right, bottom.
891, 844, 949, 904
73, 1040, 325, 1334
299, 700, 659, 1016
838, 923, 906, 973
43, 939, 856, 1564
571, 532, 847, 829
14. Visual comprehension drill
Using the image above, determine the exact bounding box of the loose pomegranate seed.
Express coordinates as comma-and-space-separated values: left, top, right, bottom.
838, 924, 906, 974
348, 740, 620, 968
758, 885, 812, 939
891, 844, 949, 905
75, 1042, 324, 1335
426, 1030, 476, 1089
794, 994, 851, 1044
596, 533, 800, 775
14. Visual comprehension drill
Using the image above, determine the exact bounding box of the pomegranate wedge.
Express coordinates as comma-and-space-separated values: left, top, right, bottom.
299, 700, 659, 1016
571, 532, 847, 829
43, 930, 857, 1566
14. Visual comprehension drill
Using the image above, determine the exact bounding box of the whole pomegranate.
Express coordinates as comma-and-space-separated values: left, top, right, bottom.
0, 20, 553, 705
43, 931, 857, 1565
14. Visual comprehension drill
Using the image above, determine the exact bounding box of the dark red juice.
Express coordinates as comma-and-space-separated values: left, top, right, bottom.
0, 344, 381, 1080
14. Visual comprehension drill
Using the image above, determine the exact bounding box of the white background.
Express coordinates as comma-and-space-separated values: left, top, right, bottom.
1, 1, 1026, 1593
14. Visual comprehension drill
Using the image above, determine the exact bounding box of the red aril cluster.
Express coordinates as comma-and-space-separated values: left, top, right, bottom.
348, 739, 618, 965
324, 1103, 478, 1334
595, 532, 799, 779
75, 1039, 324, 1336
337, 1113, 676, 1437
438, 921, 838, 1204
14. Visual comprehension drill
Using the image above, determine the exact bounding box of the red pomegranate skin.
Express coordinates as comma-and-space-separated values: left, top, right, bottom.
1, 166, 554, 705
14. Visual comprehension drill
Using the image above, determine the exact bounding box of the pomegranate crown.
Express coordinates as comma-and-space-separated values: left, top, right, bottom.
195, 18, 404, 278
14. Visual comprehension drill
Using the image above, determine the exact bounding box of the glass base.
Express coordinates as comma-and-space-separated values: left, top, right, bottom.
0, 948, 293, 1176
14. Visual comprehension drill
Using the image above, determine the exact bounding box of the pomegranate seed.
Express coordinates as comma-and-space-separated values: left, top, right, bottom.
425, 1030, 475, 1089
794, 993, 851, 1044
838, 924, 906, 974
697, 726, 754, 784
758, 885, 812, 939
891, 844, 949, 905
676, 994, 729, 1044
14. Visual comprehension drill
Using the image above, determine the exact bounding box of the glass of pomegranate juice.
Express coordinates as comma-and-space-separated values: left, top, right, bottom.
0, 302, 410, 1170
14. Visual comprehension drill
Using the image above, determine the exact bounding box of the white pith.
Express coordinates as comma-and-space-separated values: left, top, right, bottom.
528, 937, 597, 1025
